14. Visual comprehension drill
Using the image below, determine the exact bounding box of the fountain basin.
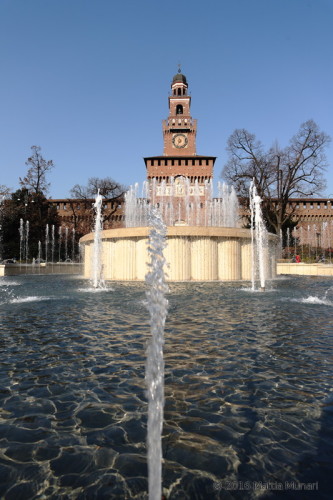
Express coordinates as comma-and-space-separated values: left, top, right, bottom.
0, 263, 82, 277
80, 226, 277, 281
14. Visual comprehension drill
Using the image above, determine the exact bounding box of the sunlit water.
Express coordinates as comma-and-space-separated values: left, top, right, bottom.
0, 275, 332, 499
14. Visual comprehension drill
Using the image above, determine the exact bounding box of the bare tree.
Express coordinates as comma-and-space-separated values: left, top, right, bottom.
222, 120, 331, 234
70, 176, 125, 200
20, 145, 54, 195
69, 177, 127, 234
0, 185, 11, 198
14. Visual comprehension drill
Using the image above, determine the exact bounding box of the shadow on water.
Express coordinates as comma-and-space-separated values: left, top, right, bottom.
0, 275, 332, 499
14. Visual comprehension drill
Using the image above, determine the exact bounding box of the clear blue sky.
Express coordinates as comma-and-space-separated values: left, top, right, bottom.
1, 0, 332, 199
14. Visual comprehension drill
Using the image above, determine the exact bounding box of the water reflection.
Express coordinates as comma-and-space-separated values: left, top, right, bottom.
0, 275, 332, 498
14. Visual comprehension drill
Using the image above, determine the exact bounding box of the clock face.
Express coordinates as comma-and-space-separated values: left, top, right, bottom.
172, 133, 188, 148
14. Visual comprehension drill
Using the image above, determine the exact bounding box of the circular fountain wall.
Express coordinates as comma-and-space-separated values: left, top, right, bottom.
80, 226, 277, 281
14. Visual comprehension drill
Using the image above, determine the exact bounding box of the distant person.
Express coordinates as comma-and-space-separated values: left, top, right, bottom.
295, 255, 301, 263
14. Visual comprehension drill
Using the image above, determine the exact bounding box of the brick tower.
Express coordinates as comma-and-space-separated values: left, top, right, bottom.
144, 69, 216, 225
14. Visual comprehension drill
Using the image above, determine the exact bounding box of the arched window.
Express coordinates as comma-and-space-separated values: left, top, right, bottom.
176, 104, 183, 114
178, 88, 181, 96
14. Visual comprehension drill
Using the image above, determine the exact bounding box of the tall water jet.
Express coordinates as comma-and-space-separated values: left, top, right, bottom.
65, 227, 69, 261
19, 218, 24, 263
92, 190, 104, 288
25, 221, 29, 263
58, 226, 62, 262
250, 181, 268, 291
45, 224, 49, 264
145, 207, 168, 500
37, 240, 42, 262
51, 225, 55, 263
71, 228, 76, 262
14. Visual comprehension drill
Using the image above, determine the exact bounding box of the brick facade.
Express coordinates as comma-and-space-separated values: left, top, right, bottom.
51, 72, 332, 248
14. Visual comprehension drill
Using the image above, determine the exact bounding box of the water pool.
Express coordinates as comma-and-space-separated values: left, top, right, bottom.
0, 275, 332, 499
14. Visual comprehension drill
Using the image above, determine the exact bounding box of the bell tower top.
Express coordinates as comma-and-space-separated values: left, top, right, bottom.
162, 68, 196, 156
171, 67, 188, 94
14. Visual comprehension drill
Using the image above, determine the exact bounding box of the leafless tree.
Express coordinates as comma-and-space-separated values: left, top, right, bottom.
19, 146, 54, 195
222, 120, 331, 234
0, 185, 11, 199
70, 176, 125, 200
69, 177, 127, 234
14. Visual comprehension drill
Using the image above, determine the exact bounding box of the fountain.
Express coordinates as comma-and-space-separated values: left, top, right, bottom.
25, 221, 29, 263
64, 227, 69, 261
19, 218, 24, 263
80, 180, 277, 282
71, 228, 76, 262
45, 224, 49, 264
250, 181, 268, 291
58, 226, 62, 262
91, 189, 105, 288
145, 207, 168, 500
51, 225, 55, 263
37, 240, 42, 262
1, 71, 332, 500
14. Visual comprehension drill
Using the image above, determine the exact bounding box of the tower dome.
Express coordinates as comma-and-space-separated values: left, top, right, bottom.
172, 71, 187, 85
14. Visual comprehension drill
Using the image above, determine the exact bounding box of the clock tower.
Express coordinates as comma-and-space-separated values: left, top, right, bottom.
144, 69, 216, 225
162, 69, 196, 155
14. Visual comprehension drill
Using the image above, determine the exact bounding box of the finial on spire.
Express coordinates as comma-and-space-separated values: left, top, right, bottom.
177, 63, 181, 73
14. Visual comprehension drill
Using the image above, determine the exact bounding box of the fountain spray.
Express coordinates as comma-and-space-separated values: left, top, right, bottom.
72, 228, 76, 262
51, 225, 55, 263
92, 190, 104, 288
250, 181, 268, 291
65, 227, 69, 261
19, 219, 24, 263
45, 224, 49, 264
25, 221, 29, 263
58, 226, 62, 262
145, 207, 168, 500
37, 241, 42, 262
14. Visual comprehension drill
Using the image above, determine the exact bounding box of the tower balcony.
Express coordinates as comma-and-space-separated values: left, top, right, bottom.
163, 118, 197, 129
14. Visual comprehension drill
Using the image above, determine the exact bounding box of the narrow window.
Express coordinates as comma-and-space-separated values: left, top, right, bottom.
176, 104, 183, 114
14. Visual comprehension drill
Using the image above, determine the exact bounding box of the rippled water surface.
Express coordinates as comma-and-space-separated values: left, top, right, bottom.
0, 275, 332, 499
